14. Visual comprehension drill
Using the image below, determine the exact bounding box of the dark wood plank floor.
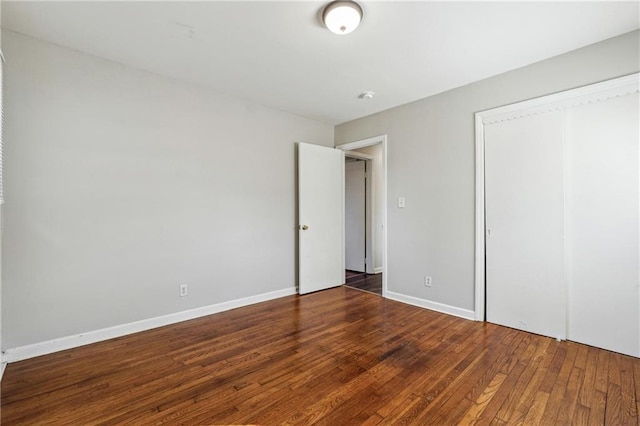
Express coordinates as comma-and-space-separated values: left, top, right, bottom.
345, 271, 382, 295
2, 287, 639, 425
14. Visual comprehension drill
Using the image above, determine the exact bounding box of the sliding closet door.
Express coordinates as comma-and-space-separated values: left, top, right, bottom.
485, 112, 566, 340
566, 93, 639, 357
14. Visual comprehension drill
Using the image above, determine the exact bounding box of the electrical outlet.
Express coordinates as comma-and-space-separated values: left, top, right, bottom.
425, 276, 432, 287
180, 284, 188, 297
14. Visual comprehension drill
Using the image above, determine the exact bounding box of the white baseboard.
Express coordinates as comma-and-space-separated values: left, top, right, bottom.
386, 291, 475, 321
0, 362, 6, 382
2, 287, 297, 364
374, 267, 383, 274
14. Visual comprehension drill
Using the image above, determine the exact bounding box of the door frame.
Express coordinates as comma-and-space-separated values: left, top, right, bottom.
474, 72, 640, 322
345, 152, 374, 274
336, 135, 388, 297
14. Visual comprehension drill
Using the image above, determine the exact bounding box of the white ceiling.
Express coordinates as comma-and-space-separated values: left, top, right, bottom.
2, 1, 638, 125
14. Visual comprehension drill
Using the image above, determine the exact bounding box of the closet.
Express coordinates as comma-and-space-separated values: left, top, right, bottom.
480, 74, 639, 357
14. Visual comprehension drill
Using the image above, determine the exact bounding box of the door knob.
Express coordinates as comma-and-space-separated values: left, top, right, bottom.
300, 225, 309, 230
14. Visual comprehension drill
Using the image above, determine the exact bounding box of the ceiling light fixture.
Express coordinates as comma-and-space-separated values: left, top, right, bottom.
322, 1, 363, 35
358, 91, 375, 100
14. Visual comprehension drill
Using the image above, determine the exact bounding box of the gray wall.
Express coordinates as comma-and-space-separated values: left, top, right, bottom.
3, 27, 639, 352
1, 30, 333, 349
335, 30, 640, 312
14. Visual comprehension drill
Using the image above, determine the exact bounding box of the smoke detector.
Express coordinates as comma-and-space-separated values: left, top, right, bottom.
358, 91, 375, 100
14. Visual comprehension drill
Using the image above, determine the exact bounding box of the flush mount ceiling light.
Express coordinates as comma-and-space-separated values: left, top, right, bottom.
322, 1, 363, 35
358, 91, 375, 100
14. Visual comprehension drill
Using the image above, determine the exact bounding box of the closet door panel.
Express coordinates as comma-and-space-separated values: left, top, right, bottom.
485, 112, 566, 339
566, 93, 639, 357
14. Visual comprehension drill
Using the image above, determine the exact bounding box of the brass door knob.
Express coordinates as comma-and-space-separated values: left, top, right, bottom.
300, 225, 309, 230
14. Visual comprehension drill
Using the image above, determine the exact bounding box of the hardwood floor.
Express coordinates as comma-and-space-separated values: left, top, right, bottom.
2, 287, 639, 425
345, 271, 382, 295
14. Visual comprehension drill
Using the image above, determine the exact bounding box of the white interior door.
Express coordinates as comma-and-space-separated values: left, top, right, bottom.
485, 112, 566, 340
345, 160, 366, 272
298, 143, 344, 294
566, 93, 639, 357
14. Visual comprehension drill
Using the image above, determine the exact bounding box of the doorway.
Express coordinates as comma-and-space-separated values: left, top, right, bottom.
344, 154, 379, 294
337, 135, 387, 297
